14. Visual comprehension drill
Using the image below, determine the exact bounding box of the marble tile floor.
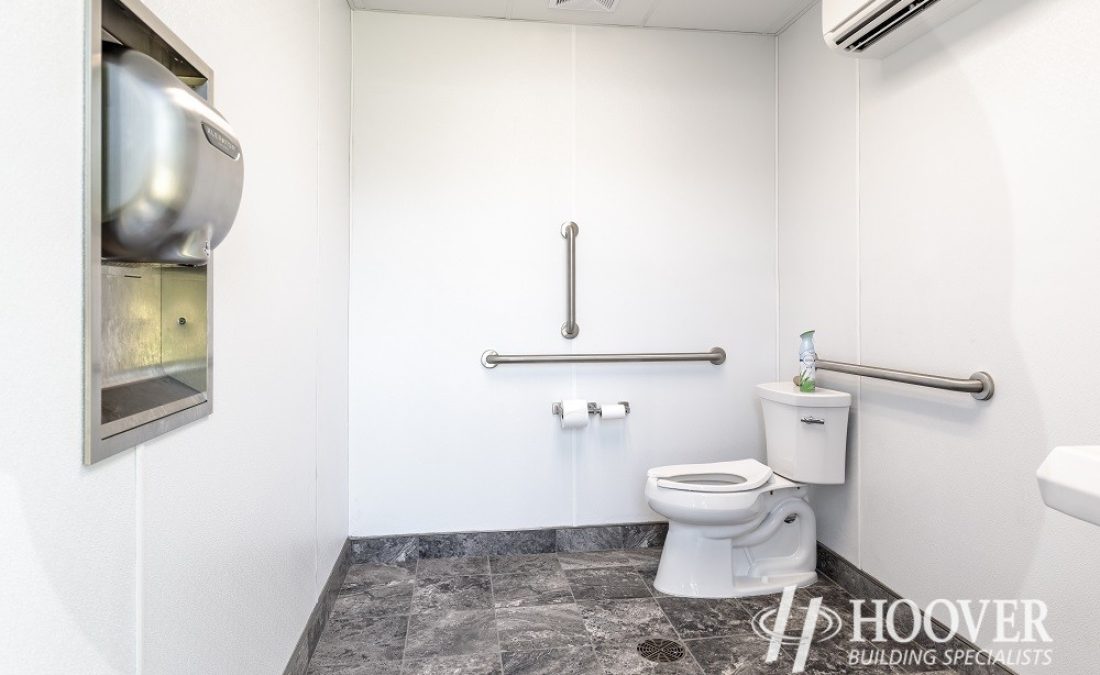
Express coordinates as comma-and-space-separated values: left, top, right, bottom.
308, 549, 960, 675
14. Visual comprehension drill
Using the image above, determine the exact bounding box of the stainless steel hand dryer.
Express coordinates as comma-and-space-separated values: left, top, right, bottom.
102, 43, 243, 265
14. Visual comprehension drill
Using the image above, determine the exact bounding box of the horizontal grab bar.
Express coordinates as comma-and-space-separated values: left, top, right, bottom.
481, 347, 726, 369
802, 359, 994, 400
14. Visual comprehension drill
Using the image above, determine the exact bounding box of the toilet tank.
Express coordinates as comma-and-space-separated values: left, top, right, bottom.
757, 382, 851, 484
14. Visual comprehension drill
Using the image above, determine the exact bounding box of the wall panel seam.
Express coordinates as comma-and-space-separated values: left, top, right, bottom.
855, 57, 863, 571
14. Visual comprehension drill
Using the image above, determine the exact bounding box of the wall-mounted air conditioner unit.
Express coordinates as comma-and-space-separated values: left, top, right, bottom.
823, 0, 981, 57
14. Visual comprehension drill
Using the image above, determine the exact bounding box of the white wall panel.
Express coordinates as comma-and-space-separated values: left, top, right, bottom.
572, 26, 776, 524
350, 13, 576, 535
859, 2, 1100, 670
0, 2, 136, 672
777, 4, 860, 563
135, 1, 352, 672
779, 2, 1100, 671
0, 1, 352, 673
349, 13, 777, 534
317, 0, 354, 593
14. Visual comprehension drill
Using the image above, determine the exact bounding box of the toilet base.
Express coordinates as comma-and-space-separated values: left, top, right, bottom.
654, 568, 818, 599
652, 495, 819, 599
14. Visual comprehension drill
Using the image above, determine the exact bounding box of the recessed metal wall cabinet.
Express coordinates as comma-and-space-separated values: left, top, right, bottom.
86, 0, 240, 464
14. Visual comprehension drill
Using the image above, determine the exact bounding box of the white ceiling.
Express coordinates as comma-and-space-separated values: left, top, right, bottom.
348, 0, 817, 35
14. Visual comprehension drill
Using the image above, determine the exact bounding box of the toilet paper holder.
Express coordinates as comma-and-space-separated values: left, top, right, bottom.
552, 401, 630, 417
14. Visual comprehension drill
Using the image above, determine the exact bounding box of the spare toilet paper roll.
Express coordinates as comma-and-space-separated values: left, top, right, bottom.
600, 403, 627, 420
560, 399, 590, 429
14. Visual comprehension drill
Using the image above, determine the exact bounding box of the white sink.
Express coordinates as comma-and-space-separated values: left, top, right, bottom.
1037, 446, 1100, 527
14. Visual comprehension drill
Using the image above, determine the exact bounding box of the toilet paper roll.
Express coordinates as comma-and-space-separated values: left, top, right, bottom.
600, 403, 627, 420
560, 399, 590, 429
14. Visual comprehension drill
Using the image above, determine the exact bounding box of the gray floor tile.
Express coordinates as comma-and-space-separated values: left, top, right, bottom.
781, 604, 854, 638
331, 580, 414, 618
686, 636, 793, 675
733, 591, 787, 618
491, 553, 562, 576
566, 568, 652, 601
414, 575, 494, 611
341, 562, 417, 595
400, 653, 503, 675
736, 585, 853, 633
417, 556, 491, 582
794, 639, 905, 674
578, 598, 677, 643
311, 614, 408, 666
795, 634, 955, 674
851, 640, 960, 674
501, 646, 603, 675
656, 597, 754, 639
558, 551, 633, 571
496, 604, 591, 651
954, 663, 1003, 675
637, 569, 669, 598
897, 641, 957, 674
405, 609, 500, 659
308, 656, 402, 675
795, 577, 845, 597
796, 580, 854, 613
621, 549, 663, 572
594, 641, 704, 674
492, 572, 574, 609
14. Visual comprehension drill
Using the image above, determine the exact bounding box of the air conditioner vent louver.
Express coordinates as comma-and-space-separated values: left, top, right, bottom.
840, 0, 944, 52
550, 0, 619, 12
824, 0, 982, 58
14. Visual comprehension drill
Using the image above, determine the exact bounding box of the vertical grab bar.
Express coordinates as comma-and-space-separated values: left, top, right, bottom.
561, 222, 579, 339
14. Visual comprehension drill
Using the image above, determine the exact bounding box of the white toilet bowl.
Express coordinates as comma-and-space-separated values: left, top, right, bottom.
644, 383, 851, 599
645, 459, 817, 598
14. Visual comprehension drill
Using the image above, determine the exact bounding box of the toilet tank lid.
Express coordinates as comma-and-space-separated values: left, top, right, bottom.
756, 382, 851, 408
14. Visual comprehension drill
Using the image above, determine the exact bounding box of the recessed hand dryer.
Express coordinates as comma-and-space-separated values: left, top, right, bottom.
102, 43, 243, 265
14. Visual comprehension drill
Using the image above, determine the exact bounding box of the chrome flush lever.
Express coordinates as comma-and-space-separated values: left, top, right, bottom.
801, 416, 825, 425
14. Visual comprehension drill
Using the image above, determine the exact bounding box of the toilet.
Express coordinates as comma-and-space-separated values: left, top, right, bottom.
645, 382, 851, 598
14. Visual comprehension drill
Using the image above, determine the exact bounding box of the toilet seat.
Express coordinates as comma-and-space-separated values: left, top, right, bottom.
647, 459, 773, 493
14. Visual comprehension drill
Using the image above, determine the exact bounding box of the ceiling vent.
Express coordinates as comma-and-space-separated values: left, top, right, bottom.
549, 0, 619, 12
824, 0, 982, 57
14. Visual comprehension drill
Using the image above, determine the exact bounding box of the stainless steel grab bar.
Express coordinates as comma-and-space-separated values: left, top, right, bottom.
481, 347, 726, 369
561, 222, 579, 339
801, 359, 994, 400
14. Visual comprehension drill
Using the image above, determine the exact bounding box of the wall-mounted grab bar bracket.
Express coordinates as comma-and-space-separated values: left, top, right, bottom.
561, 221, 579, 339
969, 371, 995, 401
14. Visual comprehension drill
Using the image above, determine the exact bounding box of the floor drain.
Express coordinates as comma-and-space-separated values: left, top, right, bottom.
636, 638, 686, 663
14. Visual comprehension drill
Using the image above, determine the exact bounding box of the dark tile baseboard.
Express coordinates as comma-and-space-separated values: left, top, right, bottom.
816, 542, 1018, 675
283, 540, 352, 675
349, 522, 668, 564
